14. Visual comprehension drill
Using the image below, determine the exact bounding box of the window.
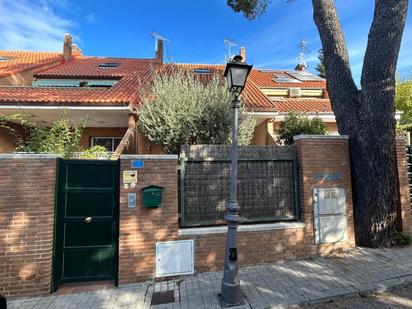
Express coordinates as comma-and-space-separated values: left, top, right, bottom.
32, 78, 118, 88
91, 137, 123, 152
0, 56, 11, 61
98, 62, 120, 68
193, 68, 212, 74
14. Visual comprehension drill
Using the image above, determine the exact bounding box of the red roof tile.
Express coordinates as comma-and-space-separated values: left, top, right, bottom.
0, 51, 63, 78
172, 63, 331, 113
0, 55, 158, 106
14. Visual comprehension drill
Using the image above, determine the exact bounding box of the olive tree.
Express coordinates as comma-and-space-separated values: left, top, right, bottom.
227, 0, 409, 247
138, 69, 255, 154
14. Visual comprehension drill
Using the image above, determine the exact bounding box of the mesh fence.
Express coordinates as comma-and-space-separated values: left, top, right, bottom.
180, 145, 298, 227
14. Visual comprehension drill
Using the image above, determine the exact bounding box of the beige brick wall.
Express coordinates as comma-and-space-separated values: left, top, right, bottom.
0, 155, 56, 298
118, 156, 179, 284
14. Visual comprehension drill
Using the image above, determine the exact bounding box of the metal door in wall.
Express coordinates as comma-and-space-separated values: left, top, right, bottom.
53, 159, 119, 290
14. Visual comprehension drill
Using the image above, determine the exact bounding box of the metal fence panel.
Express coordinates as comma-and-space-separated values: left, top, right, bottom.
179, 145, 298, 227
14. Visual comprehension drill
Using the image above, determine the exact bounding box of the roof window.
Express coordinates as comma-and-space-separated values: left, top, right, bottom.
98, 62, 120, 68
0, 56, 10, 61
193, 68, 212, 74
273, 73, 301, 84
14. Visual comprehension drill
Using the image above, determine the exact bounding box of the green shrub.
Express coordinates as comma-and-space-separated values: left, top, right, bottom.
392, 231, 412, 246
77, 145, 109, 159
276, 112, 327, 145
138, 69, 255, 154
0, 112, 108, 159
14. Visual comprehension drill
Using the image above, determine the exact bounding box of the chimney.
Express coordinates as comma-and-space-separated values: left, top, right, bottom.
295, 63, 306, 71
63, 33, 72, 62
240, 47, 246, 63
155, 39, 164, 64
72, 44, 83, 56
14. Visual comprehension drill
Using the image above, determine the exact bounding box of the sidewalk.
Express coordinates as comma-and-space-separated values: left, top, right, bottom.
8, 246, 412, 309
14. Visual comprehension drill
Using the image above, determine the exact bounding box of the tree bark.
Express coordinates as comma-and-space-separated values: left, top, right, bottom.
312, 0, 409, 246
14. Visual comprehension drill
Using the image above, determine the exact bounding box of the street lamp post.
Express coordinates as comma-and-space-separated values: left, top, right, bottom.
221, 55, 252, 306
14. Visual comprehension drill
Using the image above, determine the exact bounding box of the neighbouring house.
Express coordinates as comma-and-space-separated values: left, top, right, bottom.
0, 35, 399, 154
0, 34, 163, 156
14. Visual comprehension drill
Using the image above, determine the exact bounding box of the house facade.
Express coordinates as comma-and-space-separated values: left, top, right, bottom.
0, 34, 359, 155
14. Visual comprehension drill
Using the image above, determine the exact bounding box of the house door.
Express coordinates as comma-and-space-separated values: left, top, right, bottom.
53, 159, 119, 290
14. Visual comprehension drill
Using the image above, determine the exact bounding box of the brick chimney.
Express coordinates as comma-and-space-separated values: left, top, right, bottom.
63, 33, 72, 62
240, 47, 246, 63
295, 63, 306, 71
155, 39, 164, 64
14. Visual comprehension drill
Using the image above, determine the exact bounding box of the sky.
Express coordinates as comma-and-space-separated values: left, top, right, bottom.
0, 0, 411, 84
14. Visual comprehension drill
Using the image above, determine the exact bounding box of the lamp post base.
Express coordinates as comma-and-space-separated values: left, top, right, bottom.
220, 281, 241, 307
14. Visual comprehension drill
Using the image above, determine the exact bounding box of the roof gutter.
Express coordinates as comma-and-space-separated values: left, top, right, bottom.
248, 111, 402, 121
0, 105, 129, 111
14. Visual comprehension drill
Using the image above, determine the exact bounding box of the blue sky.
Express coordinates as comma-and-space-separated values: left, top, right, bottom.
0, 0, 411, 83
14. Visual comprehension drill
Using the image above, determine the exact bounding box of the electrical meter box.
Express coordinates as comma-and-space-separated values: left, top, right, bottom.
142, 185, 163, 208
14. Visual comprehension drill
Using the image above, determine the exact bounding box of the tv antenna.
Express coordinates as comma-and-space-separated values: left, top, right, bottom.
298, 39, 309, 68
224, 38, 238, 61
151, 32, 170, 51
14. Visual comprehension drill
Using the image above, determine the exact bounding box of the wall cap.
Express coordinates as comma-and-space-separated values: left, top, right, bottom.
178, 222, 305, 236
0, 153, 60, 159
120, 154, 178, 160
293, 134, 349, 141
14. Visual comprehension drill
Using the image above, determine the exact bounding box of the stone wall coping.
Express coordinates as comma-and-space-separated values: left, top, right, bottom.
178, 222, 305, 236
0, 153, 60, 159
294, 134, 349, 141
120, 154, 178, 160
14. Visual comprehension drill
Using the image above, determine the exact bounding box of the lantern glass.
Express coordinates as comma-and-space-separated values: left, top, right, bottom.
224, 56, 253, 95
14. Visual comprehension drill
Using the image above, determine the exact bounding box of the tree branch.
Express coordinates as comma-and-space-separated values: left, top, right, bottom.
361, 0, 409, 100
312, 0, 359, 131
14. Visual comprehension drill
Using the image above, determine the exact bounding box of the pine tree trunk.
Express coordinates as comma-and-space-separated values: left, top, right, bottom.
312, 0, 409, 247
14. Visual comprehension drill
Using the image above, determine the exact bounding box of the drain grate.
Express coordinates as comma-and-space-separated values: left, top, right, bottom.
151, 290, 175, 305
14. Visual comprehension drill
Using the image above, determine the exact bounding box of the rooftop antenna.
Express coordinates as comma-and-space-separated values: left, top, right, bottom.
224, 38, 238, 62
151, 32, 170, 52
298, 39, 309, 68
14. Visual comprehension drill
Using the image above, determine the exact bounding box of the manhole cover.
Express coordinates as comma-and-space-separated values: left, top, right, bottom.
151, 290, 175, 305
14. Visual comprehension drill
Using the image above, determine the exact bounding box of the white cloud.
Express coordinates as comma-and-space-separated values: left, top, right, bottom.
0, 0, 76, 51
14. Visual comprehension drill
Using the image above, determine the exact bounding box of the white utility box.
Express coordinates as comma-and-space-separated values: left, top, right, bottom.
155, 240, 194, 277
313, 188, 348, 244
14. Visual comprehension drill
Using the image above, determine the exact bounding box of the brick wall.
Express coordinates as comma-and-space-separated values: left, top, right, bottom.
0, 155, 57, 298
118, 155, 178, 284
396, 137, 412, 234
294, 135, 356, 255
179, 136, 355, 272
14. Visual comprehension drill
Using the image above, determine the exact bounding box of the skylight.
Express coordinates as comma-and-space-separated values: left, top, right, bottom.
0, 56, 10, 61
286, 70, 324, 81
193, 68, 212, 74
98, 62, 120, 68
273, 73, 301, 84
32, 78, 118, 88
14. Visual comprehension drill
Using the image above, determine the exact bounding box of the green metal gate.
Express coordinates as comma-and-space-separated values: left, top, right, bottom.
52, 159, 120, 291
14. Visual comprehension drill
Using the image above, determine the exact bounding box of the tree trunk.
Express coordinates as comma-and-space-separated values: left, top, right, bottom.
312, 0, 409, 247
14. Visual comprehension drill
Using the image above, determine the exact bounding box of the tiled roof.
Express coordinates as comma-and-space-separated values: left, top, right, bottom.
0, 55, 158, 106
0, 51, 62, 78
270, 98, 332, 113
249, 69, 326, 89
0, 51, 331, 112
173, 63, 331, 113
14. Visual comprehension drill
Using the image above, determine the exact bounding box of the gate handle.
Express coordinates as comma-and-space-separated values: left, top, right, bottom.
84, 217, 93, 224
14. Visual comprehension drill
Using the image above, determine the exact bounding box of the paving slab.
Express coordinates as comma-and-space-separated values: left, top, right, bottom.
7, 246, 412, 308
